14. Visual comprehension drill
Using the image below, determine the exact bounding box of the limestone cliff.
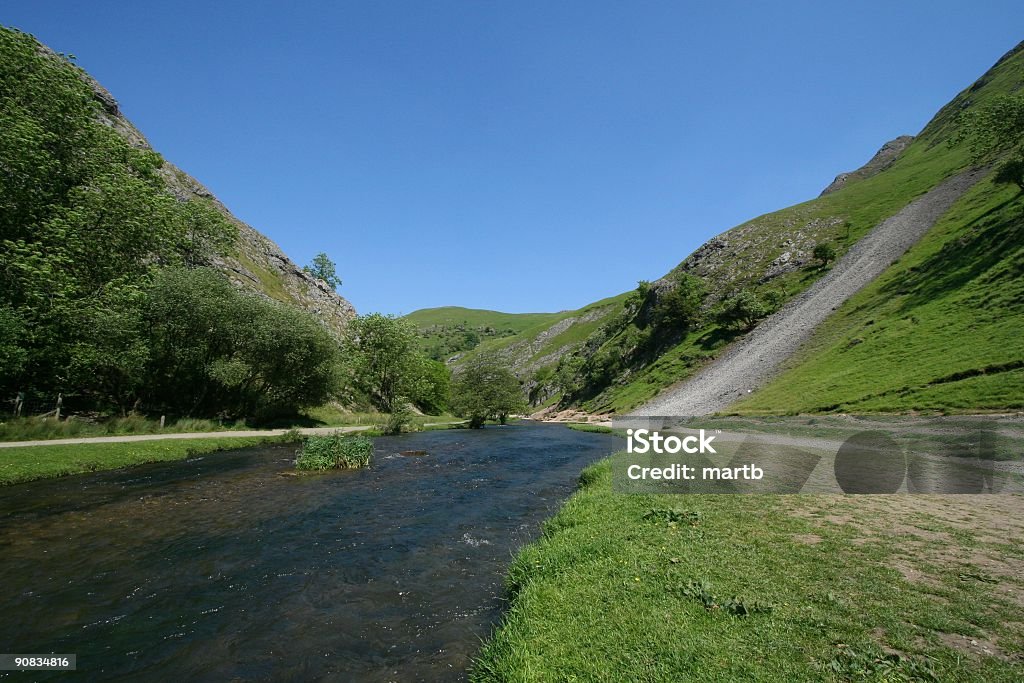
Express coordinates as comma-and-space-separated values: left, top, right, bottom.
78, 59, 356, 334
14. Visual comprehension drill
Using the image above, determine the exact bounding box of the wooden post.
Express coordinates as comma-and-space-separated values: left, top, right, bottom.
160, 415, 166, 429
55, 393, 63, 421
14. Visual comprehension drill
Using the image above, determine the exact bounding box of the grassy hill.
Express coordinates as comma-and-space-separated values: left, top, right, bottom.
731, 172, 1024, 414
402, 307, 565, 361
447, 40, 1024, 417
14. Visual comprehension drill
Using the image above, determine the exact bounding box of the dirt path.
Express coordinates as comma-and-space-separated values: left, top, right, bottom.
0, 423, 463, 449
634, 168, 985, 417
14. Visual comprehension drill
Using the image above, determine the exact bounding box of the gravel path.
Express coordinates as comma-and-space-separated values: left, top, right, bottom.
633, 168, 984, 417
0, 422, 465, 449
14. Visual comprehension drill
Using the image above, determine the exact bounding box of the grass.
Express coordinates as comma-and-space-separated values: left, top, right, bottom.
472, 458, 1024, 681
0, 435, 298, 485
403, 307, 566, 360
0, 415, 244, 442
403, 307, 563, 332
732, 174, 1024, 415
294, 433, 373, 470
565, 423, 615, 434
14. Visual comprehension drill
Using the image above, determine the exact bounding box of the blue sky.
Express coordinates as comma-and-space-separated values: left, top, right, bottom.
4, 2, 1021, 315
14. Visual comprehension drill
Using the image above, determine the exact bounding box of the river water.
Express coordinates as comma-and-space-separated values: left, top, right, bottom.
0, 423, 619, 681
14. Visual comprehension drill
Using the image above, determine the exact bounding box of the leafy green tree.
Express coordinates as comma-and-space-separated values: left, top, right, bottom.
0, 28, 234, 405
67, 288, 150, 415
993, 158, 1024, 192
451, 355, 527, 428
345, 313, 421, 412
143, 268, 339, 419
410, 358, 452, 414
651, 272, 706, 330
813, 243, 837, 268
0, 306, 28, 396
304, 252, 342, 290
716, 290, 770, 330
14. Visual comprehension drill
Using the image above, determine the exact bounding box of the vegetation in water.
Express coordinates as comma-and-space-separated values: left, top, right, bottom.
294, 434, 373, 471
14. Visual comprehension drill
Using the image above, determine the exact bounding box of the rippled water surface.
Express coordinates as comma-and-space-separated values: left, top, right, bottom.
0, 423, 619, 681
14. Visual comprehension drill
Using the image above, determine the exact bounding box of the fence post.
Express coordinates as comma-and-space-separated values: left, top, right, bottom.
160, 415, 166, 429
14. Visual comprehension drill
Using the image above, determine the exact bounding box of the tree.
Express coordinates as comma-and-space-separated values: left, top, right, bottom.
304, 252, 342, 290
813, 243, 837, 268
715, 290, 770, 331
143, 268, 339, 419
993, 157, 1024, 192
450, 355, 527, 428
345, 313, 420, 412
651, 272, 705, 330
410, 358, 452, 415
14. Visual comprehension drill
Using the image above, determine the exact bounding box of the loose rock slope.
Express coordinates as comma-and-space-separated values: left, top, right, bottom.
634, 167, 985, 416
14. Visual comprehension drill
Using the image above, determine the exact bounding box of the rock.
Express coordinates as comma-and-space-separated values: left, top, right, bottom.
820, 136, 915, 196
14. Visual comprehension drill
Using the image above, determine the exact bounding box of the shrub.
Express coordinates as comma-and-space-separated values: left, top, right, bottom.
715, 290, 770, 330
994, 156, 1024, 191
813, 243, 837, 267
295, 434, 373, 470
380, 401, 415, 435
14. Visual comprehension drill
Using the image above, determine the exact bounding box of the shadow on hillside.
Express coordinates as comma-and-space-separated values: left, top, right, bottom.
881, 193, 1023, 312
694, 326, 744, 352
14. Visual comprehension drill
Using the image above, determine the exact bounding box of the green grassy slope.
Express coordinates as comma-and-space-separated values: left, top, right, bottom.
472, 460, 1024, 681
403, 307, 562, 331
403, 307, 565, 360
731, 174, 1024, 414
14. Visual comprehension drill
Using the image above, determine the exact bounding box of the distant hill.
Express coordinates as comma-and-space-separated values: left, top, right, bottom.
402, 307, 564, 361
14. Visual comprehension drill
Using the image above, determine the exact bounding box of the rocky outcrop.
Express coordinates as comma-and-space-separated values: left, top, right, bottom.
77, 56, 356, 334
820, 135, 914, 196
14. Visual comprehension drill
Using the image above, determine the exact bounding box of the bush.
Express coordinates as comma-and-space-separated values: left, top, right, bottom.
994, 157, 1024, 191
380, 401, 415, 435
295, 434, 373, 471
813, 243, 837, 267
715, 290, 770, 330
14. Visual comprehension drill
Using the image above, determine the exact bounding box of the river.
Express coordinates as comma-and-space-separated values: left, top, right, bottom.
0, 422, 619, 681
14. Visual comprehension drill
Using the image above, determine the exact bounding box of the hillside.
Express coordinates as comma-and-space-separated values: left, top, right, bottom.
13, 29, 356, 334
445, 39, 1024, 416
402, 307, 564, 361
0, 27, 355, 417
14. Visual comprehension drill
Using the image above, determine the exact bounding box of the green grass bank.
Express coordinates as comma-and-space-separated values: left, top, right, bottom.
0, 436, 297, 485
472, 459, 1024, 681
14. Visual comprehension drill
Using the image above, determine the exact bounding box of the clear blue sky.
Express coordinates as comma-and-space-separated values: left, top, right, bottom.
4, 3, 1021, 315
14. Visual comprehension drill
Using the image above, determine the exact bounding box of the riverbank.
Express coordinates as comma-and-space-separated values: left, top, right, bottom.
472, 459, 1024, 681
0, 435, 294, 485
0, 422, 466, 484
